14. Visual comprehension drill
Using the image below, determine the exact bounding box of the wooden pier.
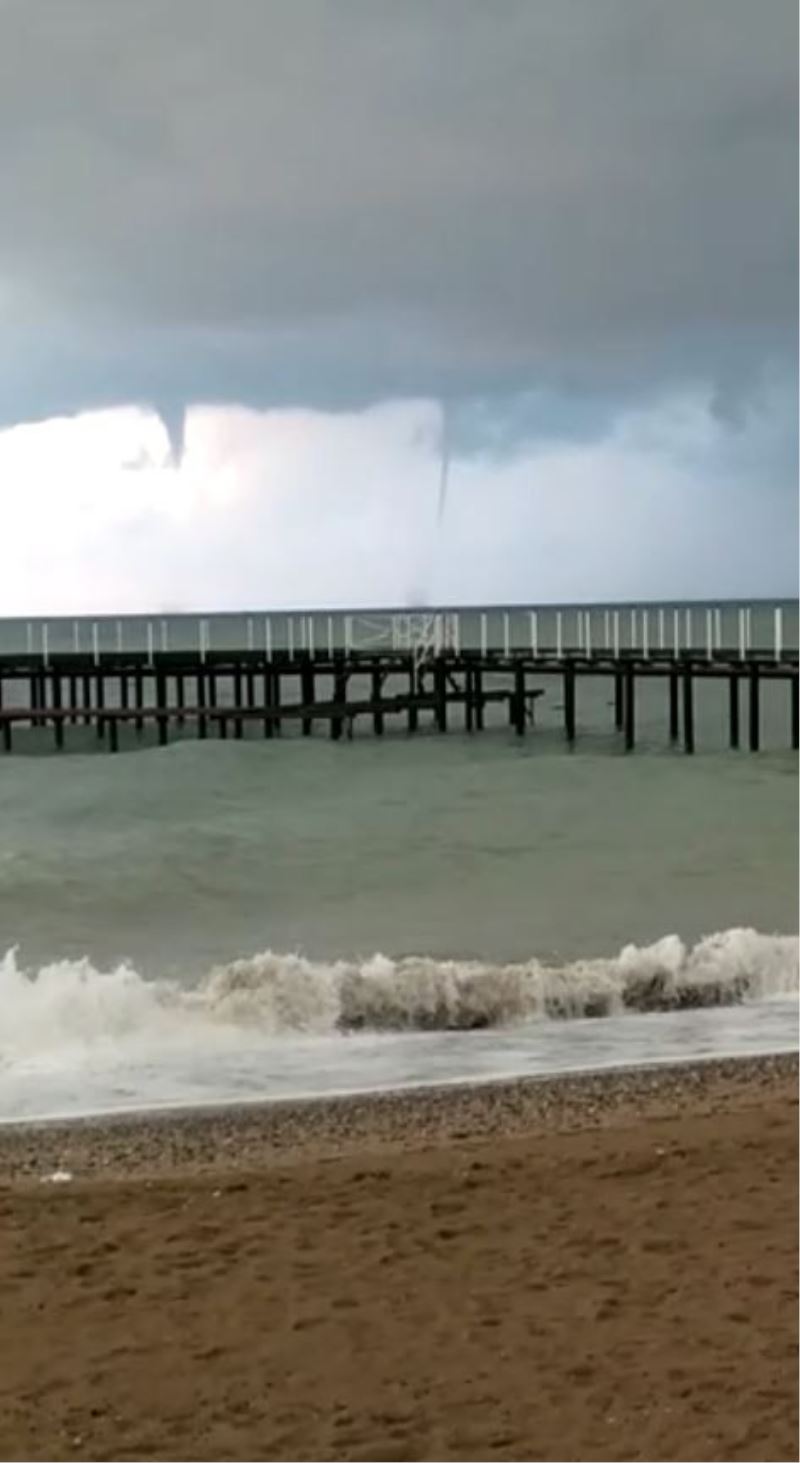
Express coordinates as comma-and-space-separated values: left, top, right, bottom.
0, 643, 797, 754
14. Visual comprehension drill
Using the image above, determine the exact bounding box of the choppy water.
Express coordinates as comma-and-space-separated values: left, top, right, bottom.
1, 603, 797, 1122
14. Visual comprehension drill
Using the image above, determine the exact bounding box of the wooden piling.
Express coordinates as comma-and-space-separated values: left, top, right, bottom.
332, 664, 348, 740
233, 670, 244, 738
301, 659, 315, 737
474, 667, 484, 730
791, 674, 799, 751
270, 668, 281, 736
95, 674, 105, 738
82, 674, 92, 726
614, 670, 624, 730
134, 670, 144, 733
564, 662, 576, 743
407, 663, 418, 734
624, 664, 635, 751
371, 669, 384, 735
175, 674, 184, 725
109, 716, 119, 753
728, 672, 740, 750
69, 675, 79, 724
155, 671, 168, 746
120, 674, 129, 714
512, 663, 526, 735
682, 664, 695, 754
262, 668, 273, 739
52, 674, 64, 749
465, 668, 474, 732
748, 664, 760, 752
197, 670, 208, 739
434, 659, 447, 732
668, 667, 679, 742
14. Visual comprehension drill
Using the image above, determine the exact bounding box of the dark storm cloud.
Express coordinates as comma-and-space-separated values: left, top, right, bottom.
0, 0, 796, 433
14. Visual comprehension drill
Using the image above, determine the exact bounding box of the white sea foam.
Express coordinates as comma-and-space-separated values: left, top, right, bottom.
1, 929, 796, 1064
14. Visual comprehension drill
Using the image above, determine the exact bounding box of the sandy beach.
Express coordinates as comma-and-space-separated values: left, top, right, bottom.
0, 1055, 796, 1462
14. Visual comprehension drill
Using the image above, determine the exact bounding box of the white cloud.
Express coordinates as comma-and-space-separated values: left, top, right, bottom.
0, 384, 795, 616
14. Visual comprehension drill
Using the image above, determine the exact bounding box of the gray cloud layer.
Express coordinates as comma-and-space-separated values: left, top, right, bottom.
0, 0, 796, 433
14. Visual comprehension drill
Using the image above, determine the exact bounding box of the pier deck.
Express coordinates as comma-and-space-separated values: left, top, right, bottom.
0, 644, 797, 754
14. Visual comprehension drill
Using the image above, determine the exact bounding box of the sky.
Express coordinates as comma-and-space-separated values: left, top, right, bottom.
0, 0, 796, 612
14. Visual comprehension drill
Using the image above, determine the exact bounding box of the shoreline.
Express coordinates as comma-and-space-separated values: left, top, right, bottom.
1, 1047, 796, 1460
2, 1050, 795, 1184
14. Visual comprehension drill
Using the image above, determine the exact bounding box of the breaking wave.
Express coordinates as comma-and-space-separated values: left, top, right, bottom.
1, 929, 797, 1061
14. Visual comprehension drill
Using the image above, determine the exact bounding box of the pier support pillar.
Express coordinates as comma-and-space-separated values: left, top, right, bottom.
624, 665, 635, 751
371, 668, 384, 735
332, 664, 348, 740
791, 674, 799, 751
197, 670, 208, 739
614, 670, 624, 730
155, 671, 168, 746
682, 665, 695, 754
512, 664, 526, 735
95, 673, 105, 738
748, 664, 760, 752
233, 669, 244, 738
564, 662, 576, 744
668, 667, 679, 742
134, 670, 144, 734
434, 659, 447, 732
301, 659, 315, 737
51, 673, 63, 749
728, 672, 740, 750
262, 667, 273, 739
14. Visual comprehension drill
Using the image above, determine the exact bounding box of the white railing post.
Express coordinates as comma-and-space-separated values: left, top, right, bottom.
41, 622, 49, 668
308, 615, 315, 658
452, 613, 460, 656
738, 608, 746, 662
604, 609, 611, 651
630, 608, 637, 652
613, 610, 620, 659
92, 622, 100, 667
774, 606, 783, 662
745, 607, 752, 653
246, 617, 254, 652
328, 615, 335, 659
576, 610, 584, 655
556, 611, 564, 659
673, 608, 680, 660
658, 608, 665, 652
685, 608, 693, 652
160, 619, 168, 653
26, 622, 33, 655
584, 610, 592, 657
642, 610, 649, 659
73, 620, 80, 654
530, 610, 538, 657
146, 622, 153, 667
503, 611, 510, 658
714, 607, 722, 652
344, 616, 353, 655
199, 618, 206, 663
116, 619, 123, 653
288, 618, 295, 659
264, 617, 272, 661
705, 608, 713, 661
480, 612, 488, 657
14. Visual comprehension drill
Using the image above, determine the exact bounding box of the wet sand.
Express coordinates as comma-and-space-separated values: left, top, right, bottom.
0, 1055, 797, 1461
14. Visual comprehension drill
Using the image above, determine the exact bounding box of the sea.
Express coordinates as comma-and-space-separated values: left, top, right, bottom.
1, 599, 797, 1124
